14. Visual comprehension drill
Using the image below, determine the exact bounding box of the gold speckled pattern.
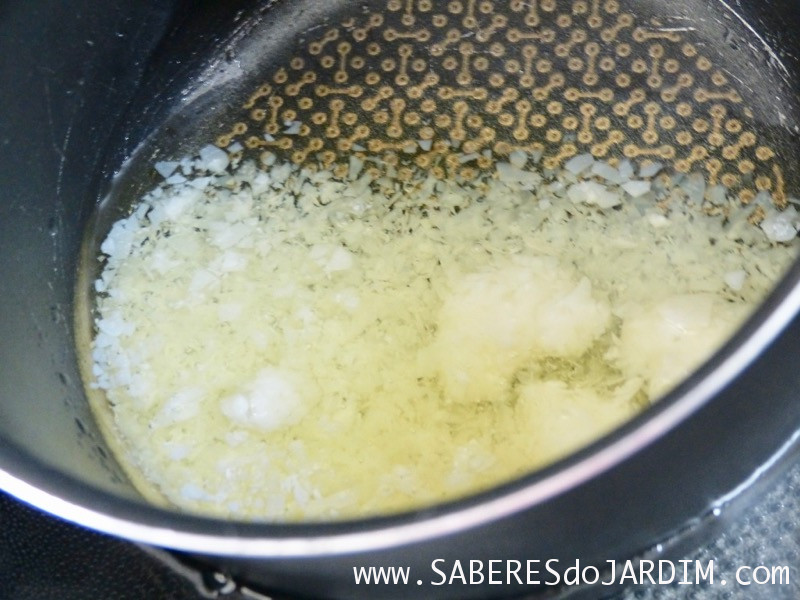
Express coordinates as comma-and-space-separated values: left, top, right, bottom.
216, 0, 788, 207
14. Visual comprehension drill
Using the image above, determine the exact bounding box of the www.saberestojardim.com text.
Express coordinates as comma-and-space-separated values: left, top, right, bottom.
353, 559, 790, 588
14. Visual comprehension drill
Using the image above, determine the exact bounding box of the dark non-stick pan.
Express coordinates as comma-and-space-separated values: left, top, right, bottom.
1, 0, 800, 598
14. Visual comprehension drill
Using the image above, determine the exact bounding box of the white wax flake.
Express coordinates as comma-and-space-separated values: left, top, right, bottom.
348, 155, 364, 180
218, 302, 243, 322
179, 157, 194, 175
189, 269, 218, 294
188, 176, 213, 190
181, 483, 212, 501
270, 162, 292, 185
567, 180, 622, 209
310, 244, 354, 273
225, 431, 249, 447
639, 161, 664, 178
295, 306, 317, 325
547, 180, 565, 194
617, 159, 635, 181
149, 187, 202, 224
250, 172, 272, 195
564, 153, 595, 175
496, 162, 542, 190
150, 249, 180, 275
508, 150, 528, 169
283, 120, 302, 135
165, 443, 190, 461
249, 330, 269, 350
154, 161, 179, 179
97, 312, 135, 337
165, 173, 187, 185
213, 251, 248, 273
209, 222, 254, 250
591, 161, 622, 184
100, 218, 139, 260
761, 207, 800, 243
706, 184, 728, 206
754, 190, 773, 207
724, 270, 747, 291
647, 213, 671, 228
219, 368, 307, 432
198, 144, 230, 173
621, 180, 652, 198
333, 288, 361, 311
681, 173, 707, 204
152, 388, 203, 428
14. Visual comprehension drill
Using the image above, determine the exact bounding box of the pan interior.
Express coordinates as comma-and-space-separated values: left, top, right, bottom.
76, 0, 800, 521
